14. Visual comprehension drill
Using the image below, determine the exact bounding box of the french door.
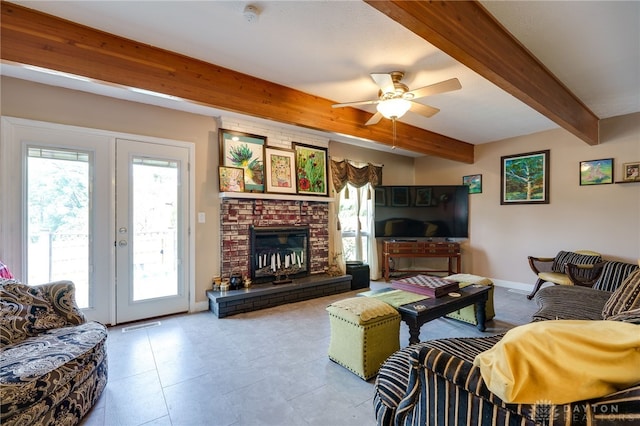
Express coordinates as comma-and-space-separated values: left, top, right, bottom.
1, 117, 192, 325
115, 139, 189, 323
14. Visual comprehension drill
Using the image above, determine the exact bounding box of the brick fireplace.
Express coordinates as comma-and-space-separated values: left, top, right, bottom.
220, 198, 330, 279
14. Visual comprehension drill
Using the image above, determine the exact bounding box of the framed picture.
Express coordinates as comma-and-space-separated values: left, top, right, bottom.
579, 158, 614, 185
391, 186, 409, 206
501, 150, 550, 205
219, 166, 245, 192
623, 162, 640, 181
264, 147, 296, 194
463, 174, 482, 194
293, 143, 328, 196
374, 187, 386, 206
415, 187, 432, 206
219, 129, 266, 192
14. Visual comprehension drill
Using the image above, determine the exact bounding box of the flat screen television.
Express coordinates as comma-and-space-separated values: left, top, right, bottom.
374, 185, 469, 239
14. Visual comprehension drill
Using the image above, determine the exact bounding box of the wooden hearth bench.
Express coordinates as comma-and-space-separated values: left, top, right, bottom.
206, 273, 352, 318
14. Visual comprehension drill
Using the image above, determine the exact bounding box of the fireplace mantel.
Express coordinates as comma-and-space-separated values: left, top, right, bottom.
219, 192, 333, 202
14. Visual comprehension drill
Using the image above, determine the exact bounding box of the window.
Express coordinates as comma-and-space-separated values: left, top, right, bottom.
338, 183, 373, 263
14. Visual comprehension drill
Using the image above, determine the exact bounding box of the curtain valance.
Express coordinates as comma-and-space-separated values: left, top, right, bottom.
330, 159, 382, 193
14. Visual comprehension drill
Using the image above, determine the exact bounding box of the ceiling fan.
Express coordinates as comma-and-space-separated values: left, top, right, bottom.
332, 71, 462, 126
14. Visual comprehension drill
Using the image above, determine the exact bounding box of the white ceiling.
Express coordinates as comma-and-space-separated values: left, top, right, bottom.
3, 1, 639, 157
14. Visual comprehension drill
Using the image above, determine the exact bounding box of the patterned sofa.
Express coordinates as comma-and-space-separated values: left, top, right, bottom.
1, 279, 108, 426
373, 264, 640, 426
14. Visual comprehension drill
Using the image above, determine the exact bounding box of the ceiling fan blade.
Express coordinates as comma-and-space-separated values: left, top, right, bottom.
365, 111, 383, 126
370, 73, 395, 94
408, 78, 462, 100
410, 102, 440, 118
332, 99, 379, 108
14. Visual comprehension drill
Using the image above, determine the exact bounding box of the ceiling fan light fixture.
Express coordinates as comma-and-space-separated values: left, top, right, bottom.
377, 98, 411, 119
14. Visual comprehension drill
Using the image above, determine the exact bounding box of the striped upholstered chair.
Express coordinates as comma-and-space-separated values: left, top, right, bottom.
526, 249, 602, 299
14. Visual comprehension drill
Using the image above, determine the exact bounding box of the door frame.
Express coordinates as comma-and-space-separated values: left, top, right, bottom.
1, 116, 196, 325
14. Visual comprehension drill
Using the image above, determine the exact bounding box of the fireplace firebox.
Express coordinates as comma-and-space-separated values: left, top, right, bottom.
250, 226, 310, 284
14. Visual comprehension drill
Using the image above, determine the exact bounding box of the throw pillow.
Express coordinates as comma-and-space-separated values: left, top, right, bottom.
602, 269, 640, 319
551, 250, 601, 273
593, 261, 639, 292
607, 307, 640, 324
0, 282, 67, 342
473, 320, 640, 404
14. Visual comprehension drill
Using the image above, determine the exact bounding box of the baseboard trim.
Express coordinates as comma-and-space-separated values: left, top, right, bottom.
192, 301, 209, 312
491, 279, 533, 293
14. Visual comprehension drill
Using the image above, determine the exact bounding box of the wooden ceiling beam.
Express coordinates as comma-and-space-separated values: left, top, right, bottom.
365, 0, 599, 145
0, 2, 474, 163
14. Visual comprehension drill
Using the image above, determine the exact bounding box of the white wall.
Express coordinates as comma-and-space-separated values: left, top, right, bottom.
414, 113, 640, 287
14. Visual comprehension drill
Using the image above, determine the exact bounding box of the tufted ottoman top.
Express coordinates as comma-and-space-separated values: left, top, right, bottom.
327, 296, 399, 324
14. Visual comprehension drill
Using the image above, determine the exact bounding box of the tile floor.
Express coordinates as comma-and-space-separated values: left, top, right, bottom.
81, 282, 539, 426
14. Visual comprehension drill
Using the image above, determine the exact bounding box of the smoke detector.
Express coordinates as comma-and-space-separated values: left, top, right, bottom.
243, 5, 259, 23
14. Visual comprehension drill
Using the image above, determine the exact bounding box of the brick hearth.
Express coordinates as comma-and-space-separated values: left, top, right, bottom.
220, 198, 330, 279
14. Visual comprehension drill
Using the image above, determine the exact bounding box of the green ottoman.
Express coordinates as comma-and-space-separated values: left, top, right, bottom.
444, 274, 495, 325
326, 296, 400, 380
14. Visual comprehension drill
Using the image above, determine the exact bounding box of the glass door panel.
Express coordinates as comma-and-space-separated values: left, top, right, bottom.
26, 147, 92, 308
131, 157, 179, 301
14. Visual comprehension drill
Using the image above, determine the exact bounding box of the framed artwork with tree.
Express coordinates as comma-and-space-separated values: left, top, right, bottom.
293, 143, 328, 196
501, 150, 550, 205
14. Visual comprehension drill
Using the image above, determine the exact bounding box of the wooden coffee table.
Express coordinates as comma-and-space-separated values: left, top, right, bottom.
396, 285, 490, 344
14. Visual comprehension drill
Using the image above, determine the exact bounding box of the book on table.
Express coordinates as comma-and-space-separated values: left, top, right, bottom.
391, 274, 460, 298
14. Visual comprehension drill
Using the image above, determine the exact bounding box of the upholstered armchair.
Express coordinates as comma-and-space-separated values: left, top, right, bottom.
527, 250, 602, 299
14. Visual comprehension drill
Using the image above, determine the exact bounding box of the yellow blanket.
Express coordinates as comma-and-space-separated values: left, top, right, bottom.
473, 320, 640, 404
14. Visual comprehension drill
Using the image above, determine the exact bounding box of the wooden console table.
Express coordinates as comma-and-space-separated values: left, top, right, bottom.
383, 240, 461, 281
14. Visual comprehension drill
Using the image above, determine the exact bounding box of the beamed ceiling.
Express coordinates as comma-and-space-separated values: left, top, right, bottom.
1, 1, 637, 162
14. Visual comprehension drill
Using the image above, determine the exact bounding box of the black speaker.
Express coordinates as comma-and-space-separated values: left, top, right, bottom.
346, 261, 370, 290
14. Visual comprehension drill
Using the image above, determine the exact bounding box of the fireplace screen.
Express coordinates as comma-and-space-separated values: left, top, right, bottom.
250, 226, 310, 284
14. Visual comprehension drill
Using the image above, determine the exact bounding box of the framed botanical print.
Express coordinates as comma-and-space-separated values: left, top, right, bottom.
293, 143, 328, 196
218, 166, 245, 192
219, 129, 266, 192
501, 150, 550, 205
264, 147, 296, 194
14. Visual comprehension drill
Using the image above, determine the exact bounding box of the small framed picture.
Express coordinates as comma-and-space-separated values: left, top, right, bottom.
219, 166, 245, 192
264, 147, 296, 194
623, 162, 640, 181
463, 174, 482, 194
579, 158, 614, 186
415, 187, 432, 206
391, 186, 409, 206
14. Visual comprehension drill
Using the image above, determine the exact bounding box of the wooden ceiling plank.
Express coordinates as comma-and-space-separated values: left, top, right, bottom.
364, 0, 599, 145
0, 2, 474, 163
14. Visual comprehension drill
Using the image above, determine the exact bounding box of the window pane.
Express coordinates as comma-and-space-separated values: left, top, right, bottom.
132, 158, 179, 301
27, 148, 91, 308
342, 237, 356, 262
338, 183, 372, 263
